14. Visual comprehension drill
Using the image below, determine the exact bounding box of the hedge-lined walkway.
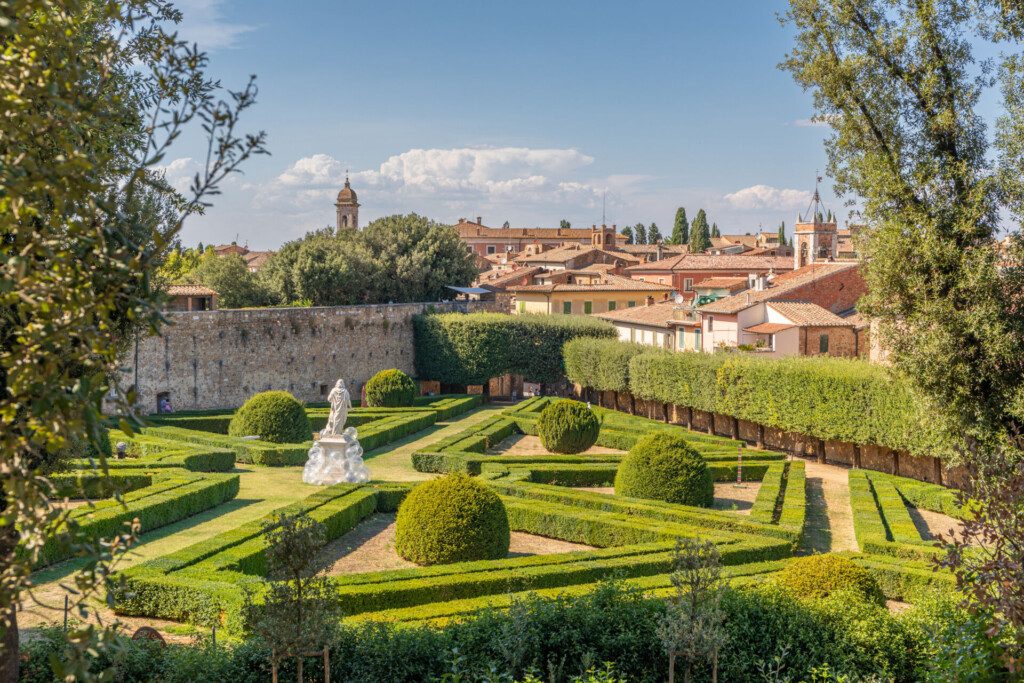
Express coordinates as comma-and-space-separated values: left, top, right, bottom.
20, 404, 507, 637
800, 461, 858, 554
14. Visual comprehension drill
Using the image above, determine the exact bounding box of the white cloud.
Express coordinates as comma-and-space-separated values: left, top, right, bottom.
172, 0, 256, 51
154, 157, 199, 193
277, 154, 347, 187
723, 184, 812, 211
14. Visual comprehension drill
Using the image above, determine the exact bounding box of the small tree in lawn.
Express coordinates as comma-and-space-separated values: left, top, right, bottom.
243, 513, 341, 681
657, 538, 728, 683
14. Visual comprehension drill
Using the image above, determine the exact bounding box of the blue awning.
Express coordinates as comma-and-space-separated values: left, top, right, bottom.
446, 286, 493, 295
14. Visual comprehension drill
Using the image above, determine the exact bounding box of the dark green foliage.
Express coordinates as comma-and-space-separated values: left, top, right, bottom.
563, 337, 651, 393
688, 209, 711, 253
672, 208, 689, 245
196, 253, 273, 309
537, 400, 600, 454
413, 312, 615, 385
228, 390, 311, 444
395, 474, 510, 565
777, 554, 885, 607
648, 222, 663, 243
621, 226, 634, 244
364, 369, 417, 407
615, 434, 714, 507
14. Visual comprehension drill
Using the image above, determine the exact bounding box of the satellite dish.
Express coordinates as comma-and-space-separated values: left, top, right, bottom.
674, 294, 685, 305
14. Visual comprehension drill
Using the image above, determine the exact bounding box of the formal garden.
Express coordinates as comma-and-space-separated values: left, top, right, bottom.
20, 339, 993, 682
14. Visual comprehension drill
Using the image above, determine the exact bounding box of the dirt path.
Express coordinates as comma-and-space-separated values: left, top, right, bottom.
908, 506, 964, 542
488, 434, 624, 456
800, 461, 858, 554
712, 482, 761, 515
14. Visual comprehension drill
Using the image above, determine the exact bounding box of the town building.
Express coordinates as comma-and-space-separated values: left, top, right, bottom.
335, 175, 359, 231
509, 272, 674, 315
457, 219, 628, 257
594, 300, 702, 351
165, 284, 217, 311
213, 243, 274, 272
624, 253, 794, 300
513, 243, 640, 271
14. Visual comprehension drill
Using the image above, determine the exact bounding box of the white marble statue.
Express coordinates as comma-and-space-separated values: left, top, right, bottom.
303, 379, 369, 485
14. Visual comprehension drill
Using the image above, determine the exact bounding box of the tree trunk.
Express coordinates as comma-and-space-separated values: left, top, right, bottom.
629, 393, 636, 415
712, 651, 718, 683
731, 416, 740, 440
684, 406, 692, 430
756, 424, 765, 450
1, 604, 18, 683
816, 439, 826, 464
707, 413, 715, 435
853, 443, 862, 468
668, 652, 675, 683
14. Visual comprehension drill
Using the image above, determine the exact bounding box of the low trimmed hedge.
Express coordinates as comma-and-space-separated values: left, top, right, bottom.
849, 470, 939, 560
777, 554, 885, 606
563, 337, 651, 393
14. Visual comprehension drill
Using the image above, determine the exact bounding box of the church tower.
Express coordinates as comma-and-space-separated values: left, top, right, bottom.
335, 176, 359, 232
793, 178, 837, 269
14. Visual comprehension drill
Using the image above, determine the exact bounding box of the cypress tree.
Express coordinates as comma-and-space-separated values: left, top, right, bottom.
648, 222, 663, 243
672, 208, 689, 245
621, 226, 634, 244
711, 222, 720, 238
689, 210, 711, 253
635, 223, 648, 245
778, 221, 787, 247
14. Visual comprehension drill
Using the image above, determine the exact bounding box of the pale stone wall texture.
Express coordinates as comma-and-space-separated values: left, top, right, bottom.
118, 301, 498, 413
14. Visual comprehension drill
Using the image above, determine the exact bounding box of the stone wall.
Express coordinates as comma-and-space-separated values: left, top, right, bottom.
117, 301, 499, 413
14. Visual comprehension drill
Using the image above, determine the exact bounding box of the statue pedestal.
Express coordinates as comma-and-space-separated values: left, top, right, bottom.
302, 428, 370, 485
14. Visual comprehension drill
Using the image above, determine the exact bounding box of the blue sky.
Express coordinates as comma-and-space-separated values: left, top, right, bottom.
165, 0, 838, 249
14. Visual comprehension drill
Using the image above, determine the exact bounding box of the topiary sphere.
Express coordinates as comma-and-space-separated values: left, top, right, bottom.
537, 400, 600, 454
615, 433, 714, 506
228, 390, 311, 444
395, 474, 510, 565
365, 368, 417, 408
776, 554, 885, 606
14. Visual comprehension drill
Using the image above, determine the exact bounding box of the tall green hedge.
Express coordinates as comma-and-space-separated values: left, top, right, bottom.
414, 313, 615, 385
563, 337, 653, 392
568, 341, 954, 459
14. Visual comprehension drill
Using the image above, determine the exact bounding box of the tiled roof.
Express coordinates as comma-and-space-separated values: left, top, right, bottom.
626, 253, 793, 273
693, 276, 749, 291
767, 301, 852, 327
745, 322, 794, 334
474, 266, 543, 289
699, 263, 858, 315
457, 221, 628, 241
722, 234, 760, 249
510, 273, 674, 294
594, 301, 683, 328
243, 251, 274, 269
167, 284, 217, 297
514, 245, 640, 265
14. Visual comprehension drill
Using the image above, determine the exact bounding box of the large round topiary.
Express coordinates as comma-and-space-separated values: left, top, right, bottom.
395, 474, 510, 565
365, 368, 417, 408
228, 390, 311, 444
615, 433, 714, 506
776, 554, 885, 606
537, 400, 600, 454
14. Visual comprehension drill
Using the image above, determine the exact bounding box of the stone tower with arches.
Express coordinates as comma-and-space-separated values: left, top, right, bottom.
335, 175, 360, 232
793, 178, 837, 269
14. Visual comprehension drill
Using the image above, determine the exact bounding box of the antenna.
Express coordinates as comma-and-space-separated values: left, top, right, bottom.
602, 190, 607, 226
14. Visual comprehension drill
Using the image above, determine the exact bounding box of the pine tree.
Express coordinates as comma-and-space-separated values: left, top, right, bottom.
710, 222, 720, 238
672, 208, 689, 245
635, 223, 648, 245
559, 219, 571, 229
621, 226, 634, 244
778, 221, 787, 248
688, 210, 711, 253
648, 222, 663, 243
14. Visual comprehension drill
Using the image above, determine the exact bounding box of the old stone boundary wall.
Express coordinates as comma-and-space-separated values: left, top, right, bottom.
119, 301, 500, 413
575, 386, 969, 489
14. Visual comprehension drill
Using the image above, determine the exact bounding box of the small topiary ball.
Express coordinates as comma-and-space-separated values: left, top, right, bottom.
615, 433, 714, 506
365, 368, 417, 408
537, 400, 600, 454
776, 554, 885, 606
395, 474, 510, 565
228, 390, 311, 444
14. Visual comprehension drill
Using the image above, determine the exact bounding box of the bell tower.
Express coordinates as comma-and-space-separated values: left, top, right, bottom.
793, 176, 837, 269
335, 174, 360, 232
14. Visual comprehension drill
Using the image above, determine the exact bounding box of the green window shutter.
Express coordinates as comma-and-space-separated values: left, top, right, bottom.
819, 334, 829, 353
562, 301, 572, 314
584, 301, 593, 314
608, 301, 616, 311
627, 300, 636, 308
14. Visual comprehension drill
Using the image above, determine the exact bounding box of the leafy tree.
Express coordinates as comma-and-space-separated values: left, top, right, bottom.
782, 0, 1024, 667
635, 223, 648, 245
658, 538, 727, 683
242, 514, 341, 680
672, 208, 689, 245
0, 1, 265, 679
158, 245, 215, 284
648, 222, 663, 244
502, 220, 511, 228
560, 219, 571, 229
777, 221, 787, 248
710, 223, 720, 238
621, 226, 635, 244
196, 254, 273, 308
689, 210, 711, 253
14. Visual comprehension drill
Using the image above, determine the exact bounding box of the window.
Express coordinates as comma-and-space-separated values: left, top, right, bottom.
627, 300, 636, 308
706, 316, 714, 332
683, 278, 694, 291
819, 333, 829, 354
518, 301, 526, 313
677, 329, 685, 350
694, 328, 702, 350
487, 245, 496, 255
659, 278, 666, 284
562, 301, 572, 314
584, 301, 593, 314
638, 277, 645, 282
608, 301, 617, 311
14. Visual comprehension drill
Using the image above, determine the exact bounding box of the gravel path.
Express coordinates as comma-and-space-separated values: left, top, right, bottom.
800, 461, 858, 553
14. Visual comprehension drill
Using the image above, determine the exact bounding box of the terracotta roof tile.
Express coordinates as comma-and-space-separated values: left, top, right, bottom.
698, 263, 858, 315
693, 276, 749, 291
594, 301, 684, 328
767, 301, 852, 326
457, 222, 628, 241
510, 273, 674, 294
167, 284, 217, 297
745, 322, 794, 334
626, 253, 793, 273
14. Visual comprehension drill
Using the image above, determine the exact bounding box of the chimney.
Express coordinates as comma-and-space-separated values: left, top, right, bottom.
645, 295, 655, 307
656, 242, 663, 261
477, 216, 483, 225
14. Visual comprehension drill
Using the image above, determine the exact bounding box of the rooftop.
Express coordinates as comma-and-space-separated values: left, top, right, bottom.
510, 273, 675, 294
766, 301, 852, 327
456, 220, 628, 241
594, 301, 682, 328
626, 252, 793, 273
166, 284, 217, 297
693, 276, 749, 292
698, 262, 858, 315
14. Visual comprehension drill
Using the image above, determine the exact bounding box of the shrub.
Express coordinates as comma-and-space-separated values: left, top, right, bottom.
228, 391, 311, 444
537, 400, 600, 454
413, 312, 615, 386
776, 554, 885, 606
365, 369, 417, 407
563, 337, 651, 393
394, 474, 510, 565
615, 434, 713, 507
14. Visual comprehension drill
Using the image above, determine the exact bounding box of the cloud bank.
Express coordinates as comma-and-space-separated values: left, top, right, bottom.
723, 184, 812, 211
